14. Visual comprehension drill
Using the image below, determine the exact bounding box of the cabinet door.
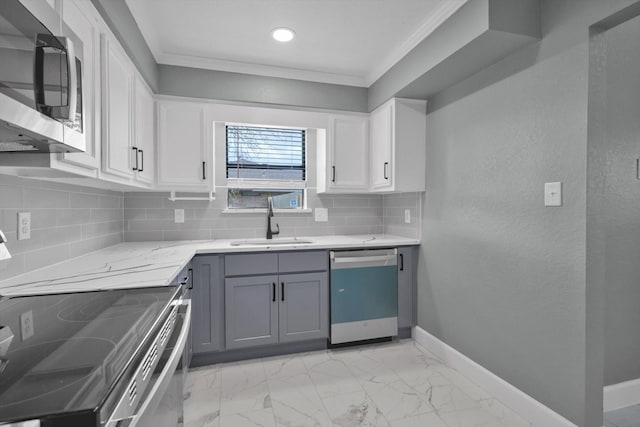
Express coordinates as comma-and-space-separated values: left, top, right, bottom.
192, 256, 223, 354
101, 34, 134, 179
57, 0, 100, 172
397, 247, 416, 328
134, 76, 155, 184
279, 272, 328, 343
225, 275, 279, 349
369, 101, 393, 190
157, 101, 210, 189
328, 116, 368, 192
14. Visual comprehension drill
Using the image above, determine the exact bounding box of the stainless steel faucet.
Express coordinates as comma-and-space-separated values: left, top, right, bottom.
266, 197, 280, 239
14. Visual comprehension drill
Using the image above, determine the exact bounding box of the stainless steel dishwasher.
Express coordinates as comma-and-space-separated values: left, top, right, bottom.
330, 248, 398, 344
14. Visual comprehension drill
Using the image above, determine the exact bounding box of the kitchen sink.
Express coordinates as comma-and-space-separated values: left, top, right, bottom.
230, 238, 314, 246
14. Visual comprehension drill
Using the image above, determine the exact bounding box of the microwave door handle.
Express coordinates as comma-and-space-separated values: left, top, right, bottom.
34, 42, 45, 109
63, 37, 77, 122
127, 300, 191, 427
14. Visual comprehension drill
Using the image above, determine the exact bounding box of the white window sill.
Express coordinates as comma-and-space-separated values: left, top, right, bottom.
222, 208, 312, 214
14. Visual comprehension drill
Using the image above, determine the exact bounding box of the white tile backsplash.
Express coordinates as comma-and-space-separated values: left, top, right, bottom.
123, 190, 385, 241
0, 175, 123, 281
0, 173, 422, 281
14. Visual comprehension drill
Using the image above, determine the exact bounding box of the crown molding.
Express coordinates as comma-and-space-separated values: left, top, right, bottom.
365, 0, 468, 86
127, 0, 466, 89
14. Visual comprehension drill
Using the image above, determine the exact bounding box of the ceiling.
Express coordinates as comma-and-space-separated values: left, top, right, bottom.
125, 0, 467, 87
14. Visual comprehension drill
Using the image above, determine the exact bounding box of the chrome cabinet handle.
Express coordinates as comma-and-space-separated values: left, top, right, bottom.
202, 161, 206, 180
331, 166, 336, 183
399, 254, 404, 271
138, 149, 144, 172
383, 162, 389, 180
281, 282, 284, 301
272, 283, 276, 302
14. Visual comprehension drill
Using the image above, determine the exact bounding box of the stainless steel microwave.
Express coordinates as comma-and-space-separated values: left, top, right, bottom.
0, 0, 85, 153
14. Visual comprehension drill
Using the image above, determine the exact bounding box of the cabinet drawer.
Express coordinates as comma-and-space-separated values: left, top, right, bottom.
225, 253, 278, 276
278, 251, 328, 273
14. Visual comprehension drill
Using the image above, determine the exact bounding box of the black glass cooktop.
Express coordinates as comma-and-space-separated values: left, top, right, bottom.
0, 286, 179, 424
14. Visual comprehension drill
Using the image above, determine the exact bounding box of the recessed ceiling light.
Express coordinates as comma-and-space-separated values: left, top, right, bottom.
272, 27, 295, 42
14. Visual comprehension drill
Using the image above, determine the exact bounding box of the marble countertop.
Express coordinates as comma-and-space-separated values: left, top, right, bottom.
0, 235, 419, 296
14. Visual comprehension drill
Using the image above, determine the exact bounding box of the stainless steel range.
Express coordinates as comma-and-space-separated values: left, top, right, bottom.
0, 285, 191, 427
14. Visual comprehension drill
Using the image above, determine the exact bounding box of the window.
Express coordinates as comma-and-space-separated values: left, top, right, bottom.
226, 124, 306, 210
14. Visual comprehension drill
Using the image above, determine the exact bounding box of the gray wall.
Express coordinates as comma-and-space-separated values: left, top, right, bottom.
0, 175, 123, 280
418, 1, 637, 426
597, 14, 640, 386
159, 65, 369, 113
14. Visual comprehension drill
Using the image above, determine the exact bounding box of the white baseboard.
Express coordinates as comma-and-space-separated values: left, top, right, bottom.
604, 378, 640, 412
412, 326, 577, 427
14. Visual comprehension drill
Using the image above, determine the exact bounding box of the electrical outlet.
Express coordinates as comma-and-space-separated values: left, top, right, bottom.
404, 209, 411, 224
20, 310, 34, 341
17, 212, 30, 240
174, 209, 185, 223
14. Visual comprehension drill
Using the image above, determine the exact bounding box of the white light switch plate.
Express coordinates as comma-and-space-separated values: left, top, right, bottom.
174, 209, 185, 223
315, 208, 328, 222
544, 182, 562, 207
404, 209, 411, 224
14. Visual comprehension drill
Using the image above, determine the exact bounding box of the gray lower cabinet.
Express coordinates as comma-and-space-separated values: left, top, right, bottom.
225, 271, 328, 349
397, 247, 416, 328
225, 251, 329, 350
191, 255, 224, 354
279, 272, 328, 343
225, 274, 279, 349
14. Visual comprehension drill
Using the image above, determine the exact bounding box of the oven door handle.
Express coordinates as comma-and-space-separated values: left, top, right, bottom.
125, 299, 191, 427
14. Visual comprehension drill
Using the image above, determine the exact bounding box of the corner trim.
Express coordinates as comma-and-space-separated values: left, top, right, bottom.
603, 378, 640, 412
412, 326, 577, 427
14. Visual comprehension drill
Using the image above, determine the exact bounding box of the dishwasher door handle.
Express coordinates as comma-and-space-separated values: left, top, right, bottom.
332, 255, 396, 265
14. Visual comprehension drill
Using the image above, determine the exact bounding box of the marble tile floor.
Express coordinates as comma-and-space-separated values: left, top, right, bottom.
183, 339, 531, 427
605, 405, 640, 427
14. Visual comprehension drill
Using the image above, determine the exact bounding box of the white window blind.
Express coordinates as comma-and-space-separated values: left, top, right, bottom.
225, 124, 306, 210
226, 125, 306, 182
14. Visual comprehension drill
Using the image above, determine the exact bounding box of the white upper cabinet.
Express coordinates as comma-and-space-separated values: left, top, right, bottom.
317, 115, 369, 193
133, 76, 155, 184
156, 100, 212, 191
101, 33, 135, 180
369, 98, 426, 193
369, 102, 393, 190
100, 32, 155, 187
